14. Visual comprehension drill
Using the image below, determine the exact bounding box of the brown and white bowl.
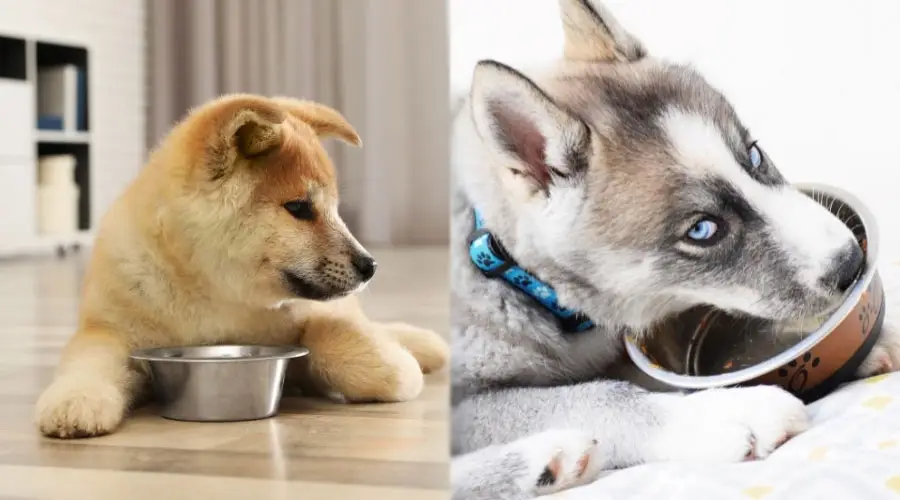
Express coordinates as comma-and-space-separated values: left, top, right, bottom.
625, 183, 885, 403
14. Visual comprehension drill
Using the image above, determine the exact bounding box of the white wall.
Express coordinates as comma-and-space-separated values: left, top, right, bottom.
451, 0, 900, 255
0, 0, 146, 226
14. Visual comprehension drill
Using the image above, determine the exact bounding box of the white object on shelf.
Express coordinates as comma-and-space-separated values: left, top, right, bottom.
37, 64, 78, 132
38, 154, 77, 186
37, 183, 80, 235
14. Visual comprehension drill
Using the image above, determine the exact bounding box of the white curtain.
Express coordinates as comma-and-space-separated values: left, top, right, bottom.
147, 0, 450, 245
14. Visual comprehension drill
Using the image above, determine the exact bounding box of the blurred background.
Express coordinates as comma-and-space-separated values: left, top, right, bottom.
1, 0, 897, 301
452, 0, 900, 255
1, 1, 897, 261
0, 0, 450, 260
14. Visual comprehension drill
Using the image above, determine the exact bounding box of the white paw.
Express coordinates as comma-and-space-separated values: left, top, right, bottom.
35, 378, 126, 438
857, 320, 900, 377
654, 386, 810, 462
324, 391, 348, 403
511, 429, 604, 495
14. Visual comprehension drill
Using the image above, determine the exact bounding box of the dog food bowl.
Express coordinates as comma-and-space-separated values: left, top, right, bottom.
131, 345, 309, 421
625, 183, 885, 403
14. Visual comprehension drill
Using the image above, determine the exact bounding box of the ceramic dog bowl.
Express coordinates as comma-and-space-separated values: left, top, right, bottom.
131, 345, 309, 422
625, 183, 885, 403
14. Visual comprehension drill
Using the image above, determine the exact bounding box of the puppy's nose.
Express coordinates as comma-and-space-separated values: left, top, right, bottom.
823, 243, 864, 292
351, 254, 377, 281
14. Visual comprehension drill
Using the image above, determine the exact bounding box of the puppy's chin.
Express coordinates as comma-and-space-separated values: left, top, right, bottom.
280, 270, 357, 301
745, 294, 842, 324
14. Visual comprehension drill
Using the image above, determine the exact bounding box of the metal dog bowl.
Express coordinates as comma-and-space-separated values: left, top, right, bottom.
131, 345, 309, 422
625, 183, 885, 403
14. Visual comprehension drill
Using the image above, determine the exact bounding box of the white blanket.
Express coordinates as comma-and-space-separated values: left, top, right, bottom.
546, 372, 900, 500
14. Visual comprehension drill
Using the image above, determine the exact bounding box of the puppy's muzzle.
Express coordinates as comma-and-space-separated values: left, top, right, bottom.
821, 243, 864, 293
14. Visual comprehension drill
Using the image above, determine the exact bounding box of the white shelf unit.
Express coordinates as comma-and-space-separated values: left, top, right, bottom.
0, 34, 93, 257
35, 130, 90, 144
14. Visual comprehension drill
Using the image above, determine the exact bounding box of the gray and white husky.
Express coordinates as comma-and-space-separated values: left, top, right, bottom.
450, 1, 900, 498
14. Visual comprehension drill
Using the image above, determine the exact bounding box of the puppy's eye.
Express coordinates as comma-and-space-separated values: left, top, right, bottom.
684, 216, 727, 246
284, 200, 315, 220
748, 142, 762, 168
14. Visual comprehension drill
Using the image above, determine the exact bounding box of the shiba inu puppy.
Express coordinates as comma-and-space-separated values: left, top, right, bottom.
449, 1, 900, 498
35, 94, 449, 438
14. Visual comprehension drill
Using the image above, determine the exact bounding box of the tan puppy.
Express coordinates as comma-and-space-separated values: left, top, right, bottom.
35, 94, 449, 438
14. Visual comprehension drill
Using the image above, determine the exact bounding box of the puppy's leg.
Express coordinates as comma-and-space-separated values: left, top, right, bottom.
454, 381, 809, 470
857, 319, 900, 376
649, 386, 809, 462
857, 265, 900, 377
301, 315, 425, 402
451, 429, 603, 500
381, 322, 449, 373
35, 327, 144, 438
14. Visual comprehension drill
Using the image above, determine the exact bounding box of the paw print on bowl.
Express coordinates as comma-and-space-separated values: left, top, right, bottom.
777, 351, 820, 393
859, 296, 878, 337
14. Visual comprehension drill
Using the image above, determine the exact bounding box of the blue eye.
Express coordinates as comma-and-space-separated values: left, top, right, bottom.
686, 219, 718, 241
748, 143, 762, 168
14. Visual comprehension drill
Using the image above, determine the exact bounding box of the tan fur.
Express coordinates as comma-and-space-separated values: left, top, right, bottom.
34, 94, 449, 438
270, 97, 362, 146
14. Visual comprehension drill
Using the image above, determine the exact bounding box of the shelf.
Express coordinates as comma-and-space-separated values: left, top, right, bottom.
0, 34, 94, 258
35, 130, 90, 144
35, 229, 94, 247
0, 229, 94, 258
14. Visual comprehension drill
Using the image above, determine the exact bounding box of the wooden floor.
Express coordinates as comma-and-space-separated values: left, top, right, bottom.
0, 247, 450, 499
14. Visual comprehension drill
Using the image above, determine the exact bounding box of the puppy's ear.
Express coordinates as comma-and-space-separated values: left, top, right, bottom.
272, 98, 362, 147
229, 108, 285, 158
470, 60, 591, 194
558, 0, 646, 62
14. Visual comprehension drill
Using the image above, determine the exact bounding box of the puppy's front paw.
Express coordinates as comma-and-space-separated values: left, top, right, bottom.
310, 345, 425, 403
383, 322, 450, 374
655, 386, 809, 462
858, 319, 900, 377
512, 429, 604, 495
35, 378, 126, 438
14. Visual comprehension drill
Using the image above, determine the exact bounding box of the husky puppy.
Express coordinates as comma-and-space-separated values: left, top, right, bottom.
450, 1, 900, 498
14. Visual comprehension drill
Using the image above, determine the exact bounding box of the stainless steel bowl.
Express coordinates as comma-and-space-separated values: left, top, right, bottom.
625, 183, 885, 402
131, 345, 309, 422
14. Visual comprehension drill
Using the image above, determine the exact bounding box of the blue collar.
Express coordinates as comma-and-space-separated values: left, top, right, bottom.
467, 210, 595, 334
